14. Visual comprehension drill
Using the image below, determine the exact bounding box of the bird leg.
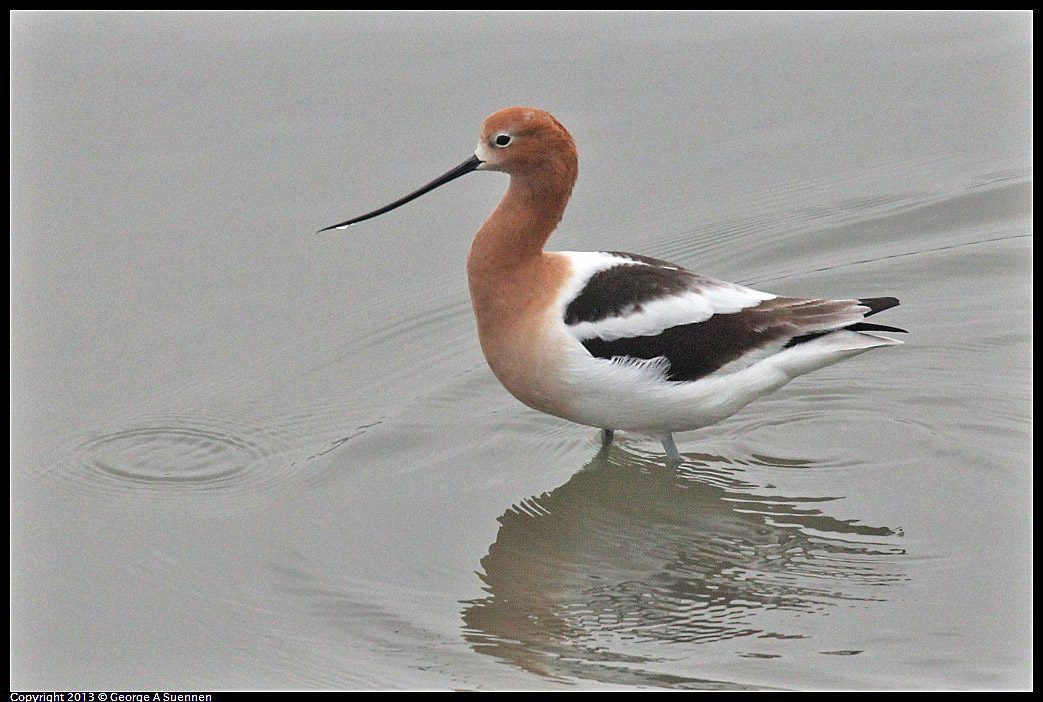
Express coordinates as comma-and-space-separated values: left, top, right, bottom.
661, 434, 681, 462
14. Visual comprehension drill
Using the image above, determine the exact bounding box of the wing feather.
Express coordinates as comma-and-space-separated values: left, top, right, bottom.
562, 252, 904, 382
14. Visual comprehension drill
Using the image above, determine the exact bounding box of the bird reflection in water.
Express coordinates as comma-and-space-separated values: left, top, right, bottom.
461, 442, 905, 687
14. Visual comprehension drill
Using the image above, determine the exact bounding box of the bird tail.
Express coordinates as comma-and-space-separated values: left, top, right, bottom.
773, 329, 902, 378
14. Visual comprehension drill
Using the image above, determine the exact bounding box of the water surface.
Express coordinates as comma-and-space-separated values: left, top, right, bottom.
11, 11, 1032, 690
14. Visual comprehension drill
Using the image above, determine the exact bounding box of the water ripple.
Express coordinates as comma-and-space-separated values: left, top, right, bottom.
461, 444, 906, 686
41, 406, 383, 507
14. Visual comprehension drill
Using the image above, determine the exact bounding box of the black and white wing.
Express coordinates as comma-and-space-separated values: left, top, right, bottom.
562, 251, 905, 383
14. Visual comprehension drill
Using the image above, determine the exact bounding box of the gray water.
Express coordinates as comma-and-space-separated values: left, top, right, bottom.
11, 11, 1032, 690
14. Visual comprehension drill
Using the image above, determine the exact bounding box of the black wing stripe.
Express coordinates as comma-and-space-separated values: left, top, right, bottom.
564, 260, 695, 325
580, 299, 800, 382
581, 296, 903, 382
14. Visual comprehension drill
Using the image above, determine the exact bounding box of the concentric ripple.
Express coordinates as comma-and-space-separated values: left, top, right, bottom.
78, 424, 259, 487
42, 410, 335, 505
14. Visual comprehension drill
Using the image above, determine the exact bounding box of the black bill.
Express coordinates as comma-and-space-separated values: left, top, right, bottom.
318, 154, 483, 232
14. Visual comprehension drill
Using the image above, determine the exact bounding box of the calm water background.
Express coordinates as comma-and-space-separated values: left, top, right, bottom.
11, 11, 1032, 690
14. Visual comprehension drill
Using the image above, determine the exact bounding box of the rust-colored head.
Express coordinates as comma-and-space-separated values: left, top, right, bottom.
474, 107, 578, 177
318, 107, 578, 232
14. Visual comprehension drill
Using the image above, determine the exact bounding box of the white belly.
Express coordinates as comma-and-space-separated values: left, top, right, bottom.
553, 327, 895, 433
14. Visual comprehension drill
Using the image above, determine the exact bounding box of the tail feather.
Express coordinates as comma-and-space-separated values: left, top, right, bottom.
785, 296, 905, 348
845, 321, 907, 334
858, 296, 900, 317
773, 329, 901, 378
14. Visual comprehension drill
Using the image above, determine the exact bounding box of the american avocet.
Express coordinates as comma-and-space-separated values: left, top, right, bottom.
320, 107, 905, 460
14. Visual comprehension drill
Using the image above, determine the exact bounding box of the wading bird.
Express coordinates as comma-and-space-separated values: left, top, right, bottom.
320, 108, 905, 460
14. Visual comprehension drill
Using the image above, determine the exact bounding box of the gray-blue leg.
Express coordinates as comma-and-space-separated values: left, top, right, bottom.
601, 428, 615, 446
661, 434, 680, 462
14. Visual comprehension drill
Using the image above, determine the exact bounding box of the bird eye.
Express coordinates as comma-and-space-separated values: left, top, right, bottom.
494, 134, 512, 147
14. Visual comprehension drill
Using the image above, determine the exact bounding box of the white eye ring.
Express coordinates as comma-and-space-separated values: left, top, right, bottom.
493, 133, 512, 147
